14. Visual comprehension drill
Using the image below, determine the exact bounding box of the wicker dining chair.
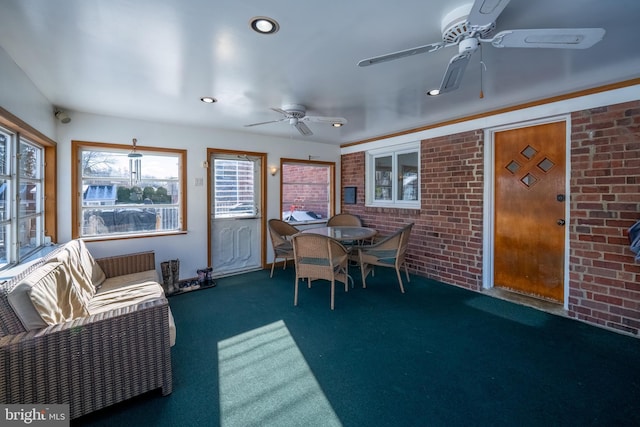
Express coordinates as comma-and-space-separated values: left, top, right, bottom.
292, 233, 350, 310
326, 213, 363, 227
268, 219, 299, 278
327, 213, 366, 248
356, 223, 414, 293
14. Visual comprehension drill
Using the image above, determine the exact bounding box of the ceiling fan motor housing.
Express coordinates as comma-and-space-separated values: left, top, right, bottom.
282, 104, 307, 118
441, 3, 495, 43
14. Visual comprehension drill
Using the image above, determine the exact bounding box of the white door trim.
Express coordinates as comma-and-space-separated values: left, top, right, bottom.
482, 115, 571, 309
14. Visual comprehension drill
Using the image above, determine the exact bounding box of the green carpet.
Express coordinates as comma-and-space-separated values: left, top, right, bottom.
73, 268, 640, 426
218, 320, 341, 427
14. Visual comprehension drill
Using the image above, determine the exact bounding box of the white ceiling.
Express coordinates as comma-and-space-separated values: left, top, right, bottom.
1, 0, 639, 146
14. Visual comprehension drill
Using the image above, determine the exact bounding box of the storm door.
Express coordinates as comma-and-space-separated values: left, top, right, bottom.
209, 150, 265, 276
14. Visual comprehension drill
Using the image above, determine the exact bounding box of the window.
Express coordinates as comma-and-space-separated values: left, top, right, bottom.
366, 142, 420, 208
213, 157, 257, 217
0, 127, 46, 268
280, 159, 334, 224
72, 141, 187, 240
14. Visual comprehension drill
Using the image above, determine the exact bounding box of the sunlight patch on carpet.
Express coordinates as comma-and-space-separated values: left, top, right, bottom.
218, 320, 342, 427
465, 297, 550, 327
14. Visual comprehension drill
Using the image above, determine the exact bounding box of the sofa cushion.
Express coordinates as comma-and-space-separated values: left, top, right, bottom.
7, 269, 54, 330
77, 239, 106, 288
47, 239, 106, 295
47, 246, 94, 308
96, 270, 160, 294
90, 277, 176, 346
27, 262, 89, 327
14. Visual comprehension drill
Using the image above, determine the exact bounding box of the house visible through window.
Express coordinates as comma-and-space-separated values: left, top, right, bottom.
366, 142, 420, 208
72, 141, 186, 239
280, 159, 334, 224
0, 128, 45, 268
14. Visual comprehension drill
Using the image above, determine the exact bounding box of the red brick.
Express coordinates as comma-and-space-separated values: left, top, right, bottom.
340, 100, 640, 336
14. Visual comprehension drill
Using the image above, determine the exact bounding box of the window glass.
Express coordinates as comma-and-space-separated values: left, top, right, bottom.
281, 160, 334, 224
0, 224, 8, 266
76, 143, 185, 239
213, 158, 257, 217
374, 156, 393, 201
0, 132, 45, 268
0, 179, 7, 222
19, 141, 40, 179
398, 152, 419, 201
0, 132, 8, 176
0, 130, 9, 268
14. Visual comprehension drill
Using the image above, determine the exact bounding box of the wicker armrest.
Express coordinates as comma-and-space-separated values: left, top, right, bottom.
0, 297, 172, 419
96, 251, 156, 278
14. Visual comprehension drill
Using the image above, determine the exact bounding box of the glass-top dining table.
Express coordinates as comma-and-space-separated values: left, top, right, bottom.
300, 226, 377, 242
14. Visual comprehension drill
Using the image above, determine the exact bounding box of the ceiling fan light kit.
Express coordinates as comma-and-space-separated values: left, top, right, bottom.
358, 0, 605, 96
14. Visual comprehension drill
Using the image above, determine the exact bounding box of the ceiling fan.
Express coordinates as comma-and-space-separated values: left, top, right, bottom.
358, 0, 605, 95
245, 104, 347, 136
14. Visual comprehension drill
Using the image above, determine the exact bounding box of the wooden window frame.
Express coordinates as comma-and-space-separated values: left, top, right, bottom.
71, 140, 187, 241
280, 158, 335, 225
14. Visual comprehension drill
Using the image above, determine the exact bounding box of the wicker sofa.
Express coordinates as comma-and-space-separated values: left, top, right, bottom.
0, 239, 174, 419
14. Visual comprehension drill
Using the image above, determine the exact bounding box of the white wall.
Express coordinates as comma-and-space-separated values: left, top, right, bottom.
55, 112, 342, 279
1, 44, 342, 280
0, 46, 56, 139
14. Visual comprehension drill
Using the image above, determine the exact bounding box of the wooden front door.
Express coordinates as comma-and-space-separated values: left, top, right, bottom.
493, 121, 566, 302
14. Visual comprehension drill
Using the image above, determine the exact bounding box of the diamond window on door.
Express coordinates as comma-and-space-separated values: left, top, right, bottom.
521, 173, 538, 187
521, 145, 538, 159
506, 160, 521, 174
537, 158, 555, 173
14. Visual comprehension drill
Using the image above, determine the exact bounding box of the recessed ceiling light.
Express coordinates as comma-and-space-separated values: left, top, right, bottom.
427, 89, 440, 96
249, 16, 279, 34
332, 122, 343, 128
200, 96, 217, 103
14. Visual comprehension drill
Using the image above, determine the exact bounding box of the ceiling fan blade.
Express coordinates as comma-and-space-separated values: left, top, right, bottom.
358, 42, 446, 67
468, 0, 511, 31
490, 28, 606, 49
244, 118, 285, 127
294, 121, 313, 136
304, 116, 348, 125
438, 53, 471, 94
271, 107, 289, 115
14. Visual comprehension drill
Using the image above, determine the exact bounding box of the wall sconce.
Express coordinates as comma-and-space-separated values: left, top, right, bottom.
269, 166, 279, 176
54, 110, 71, 124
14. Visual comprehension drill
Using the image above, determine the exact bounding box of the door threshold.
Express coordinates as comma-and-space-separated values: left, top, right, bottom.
482, 287, 566, 317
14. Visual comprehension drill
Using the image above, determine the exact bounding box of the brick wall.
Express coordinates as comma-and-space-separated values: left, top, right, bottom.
282, 163, 329, 217
569, 100, 640, 334
341, 99, 640, 336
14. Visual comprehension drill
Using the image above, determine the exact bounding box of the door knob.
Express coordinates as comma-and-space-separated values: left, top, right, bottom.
557, 219, 566, 226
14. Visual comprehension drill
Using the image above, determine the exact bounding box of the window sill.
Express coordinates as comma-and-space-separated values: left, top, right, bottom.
0, 244, 59, 279
79, 230, 188, 242
365, 203, 420, 210
363, 205, 422, 216
285, 219, 328, 227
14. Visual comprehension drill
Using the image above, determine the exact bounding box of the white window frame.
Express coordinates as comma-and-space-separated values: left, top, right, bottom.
365, 141, 420, 208
0, 127, 46, 269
